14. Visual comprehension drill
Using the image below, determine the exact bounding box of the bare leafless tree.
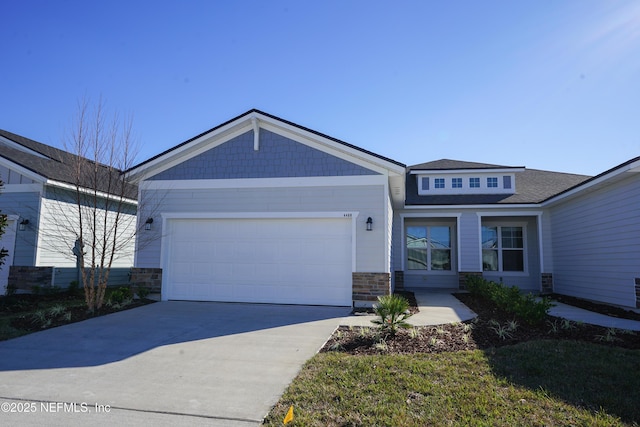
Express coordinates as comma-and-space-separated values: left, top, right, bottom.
35, 98, 142, 310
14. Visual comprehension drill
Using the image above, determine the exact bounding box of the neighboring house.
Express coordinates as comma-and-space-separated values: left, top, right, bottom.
0, 130, 138, 293
126, 110, 640, 308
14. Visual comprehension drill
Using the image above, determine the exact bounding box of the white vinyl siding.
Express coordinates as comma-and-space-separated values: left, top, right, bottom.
37, 189, 136, 268
458, 212, 481, 271
550, 174, 640, 307
138, 183, 388, 274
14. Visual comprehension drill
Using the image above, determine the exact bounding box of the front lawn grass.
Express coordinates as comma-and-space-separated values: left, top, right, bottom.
264, 340, 640, 426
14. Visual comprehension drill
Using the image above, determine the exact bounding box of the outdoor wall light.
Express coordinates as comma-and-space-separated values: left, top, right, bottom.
145, 217, 153, 230
366, 217, 373, 231
19, 219, 29, 231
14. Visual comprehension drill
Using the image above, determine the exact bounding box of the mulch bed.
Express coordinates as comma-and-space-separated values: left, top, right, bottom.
4, 294, 156, 333
321, 293, 640, 355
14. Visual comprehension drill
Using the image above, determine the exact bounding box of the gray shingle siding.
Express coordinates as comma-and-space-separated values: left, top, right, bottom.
149, 130, 380, 180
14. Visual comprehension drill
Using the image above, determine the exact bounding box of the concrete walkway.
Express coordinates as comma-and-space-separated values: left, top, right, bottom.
549, 301, 640, 331
339, 289, 477, 327
340, 290, 640, 332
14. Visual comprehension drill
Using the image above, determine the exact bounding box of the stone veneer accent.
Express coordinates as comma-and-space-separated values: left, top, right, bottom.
458, 272, 483, 290
635, 278, 640, 308
394, 271, 404, 290
541, 273, 554, 294
8, 266, 54, 292
129, 268, 163, 293
352, 272, 391, 302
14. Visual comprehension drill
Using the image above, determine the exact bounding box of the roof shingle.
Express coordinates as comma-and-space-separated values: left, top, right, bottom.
406, 159, 591, 205
0, 129, 136, 199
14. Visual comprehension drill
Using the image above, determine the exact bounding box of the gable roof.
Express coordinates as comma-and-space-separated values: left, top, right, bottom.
406, 159, 591, 205
126, 109, 406, 180
0, 129, 137, 200
543, 155, 640, 204
409, 159, 522, 171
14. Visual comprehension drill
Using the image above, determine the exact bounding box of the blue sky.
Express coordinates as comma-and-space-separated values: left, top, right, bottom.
2, 1, 639, 176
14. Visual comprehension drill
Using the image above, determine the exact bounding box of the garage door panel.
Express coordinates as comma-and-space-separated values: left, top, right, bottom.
165, 218, 352, 305
169, 262, 192, 279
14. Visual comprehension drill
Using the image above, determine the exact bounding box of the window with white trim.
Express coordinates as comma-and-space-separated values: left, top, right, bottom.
469, 177, 480, 188
452, 178, 462, 188
487, 177, 498, 188
407, 225, 452, 271
434, 178, 445, 189
481, 225, 524, 272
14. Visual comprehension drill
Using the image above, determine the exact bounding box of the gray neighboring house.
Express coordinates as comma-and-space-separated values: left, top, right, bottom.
127, 110, 639, 308
0, 130, 138, 293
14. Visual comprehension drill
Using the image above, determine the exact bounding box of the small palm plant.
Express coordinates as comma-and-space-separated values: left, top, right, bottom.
371, 294, 413, 335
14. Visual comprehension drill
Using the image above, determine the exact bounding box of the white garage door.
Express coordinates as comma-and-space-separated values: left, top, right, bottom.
164, 217, 352, 306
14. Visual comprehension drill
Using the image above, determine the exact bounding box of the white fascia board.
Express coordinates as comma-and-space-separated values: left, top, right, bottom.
128, 110, 404, 182
126, 120, 253, 182
543, 158, 640, 206
254, 114, 405, 176
45, 179, 138, 206
403, 203, 542, 210
409, 168, 525, 175
0, 157, 46, 183
140, 174, 388, 190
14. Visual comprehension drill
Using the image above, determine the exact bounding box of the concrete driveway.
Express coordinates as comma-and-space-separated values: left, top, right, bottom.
0, 301, 350, 426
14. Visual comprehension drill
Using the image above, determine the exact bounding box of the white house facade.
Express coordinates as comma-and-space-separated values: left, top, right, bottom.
126, 110, 405, 306
126, 110, 640, 309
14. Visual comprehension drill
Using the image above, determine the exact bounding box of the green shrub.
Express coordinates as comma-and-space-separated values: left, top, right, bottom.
107, 287, 133, 304
464, 275, 552, 325
371, 294, 413, 335
136, 285, 150, 299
